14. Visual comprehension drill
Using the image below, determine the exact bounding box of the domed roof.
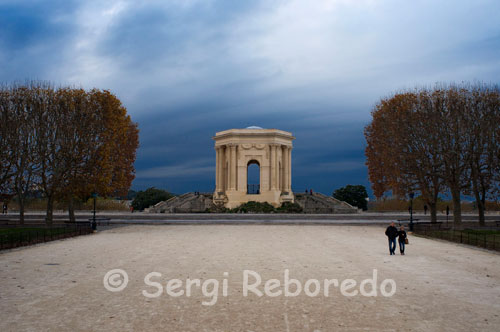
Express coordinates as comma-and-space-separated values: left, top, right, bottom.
246, 126, 263, 129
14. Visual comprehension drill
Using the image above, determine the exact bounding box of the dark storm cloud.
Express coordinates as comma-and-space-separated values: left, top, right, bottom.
0, 1, 76, 49
1, 0, 499, 195
0, 0, 79, 79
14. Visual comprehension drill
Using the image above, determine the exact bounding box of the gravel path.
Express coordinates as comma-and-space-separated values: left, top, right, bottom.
1, 225, 499, 331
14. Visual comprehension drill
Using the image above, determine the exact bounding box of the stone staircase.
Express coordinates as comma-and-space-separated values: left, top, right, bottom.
146, 193, 215, 213
294, 192, 358, 214
147, 192, 358, 214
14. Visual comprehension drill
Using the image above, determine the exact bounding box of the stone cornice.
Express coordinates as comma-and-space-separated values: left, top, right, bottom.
213, 128, 295, 141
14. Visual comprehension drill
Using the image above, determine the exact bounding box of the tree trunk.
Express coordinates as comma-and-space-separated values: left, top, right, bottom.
68, 196, 75, 223
46, 195, 54, 225
429, 202, 437, 223
480, 192, 486, 226
473, 190, 485, 226
451, 188, 462, 226
470, 166, 486, 226
18, 196, 25, 225
15, 184, 25, 224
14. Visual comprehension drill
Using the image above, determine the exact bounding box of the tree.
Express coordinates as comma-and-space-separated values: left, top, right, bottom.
131, 187, 174, 211
365, 91, 445, 222
37, 85, 81, 224
462, 85, 500, 225
53, 88, 100, 222
0, 83, 48, 223
127, 190, 138, 200
53, 89, 139, 222
42, 88, 139, 223
333, 185, 368, 210
0, 87, 16, 192
10, 86, 41, 224
79, 90, 139, 198
435, 86, 469, 225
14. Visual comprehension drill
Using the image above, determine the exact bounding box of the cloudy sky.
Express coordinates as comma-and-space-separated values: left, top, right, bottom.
1, 0, 499, 195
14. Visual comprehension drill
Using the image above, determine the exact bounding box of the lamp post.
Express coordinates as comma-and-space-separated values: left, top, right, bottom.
91, 193, 97, 231
409, 192, 414, 231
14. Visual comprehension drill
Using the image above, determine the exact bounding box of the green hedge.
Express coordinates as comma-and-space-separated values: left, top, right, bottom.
228, 201, 303, 213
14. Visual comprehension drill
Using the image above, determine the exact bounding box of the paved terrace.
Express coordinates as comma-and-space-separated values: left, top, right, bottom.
1, 211, 499, 226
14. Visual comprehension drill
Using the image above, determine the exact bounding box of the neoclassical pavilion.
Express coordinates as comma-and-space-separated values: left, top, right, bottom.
213, 127, 295, 208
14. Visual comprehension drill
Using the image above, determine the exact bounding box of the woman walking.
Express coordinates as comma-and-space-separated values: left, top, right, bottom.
398, 226, 407, 255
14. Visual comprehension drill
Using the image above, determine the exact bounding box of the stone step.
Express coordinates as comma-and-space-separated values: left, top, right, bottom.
294, 192, 358, 214
148, 193, 215, 213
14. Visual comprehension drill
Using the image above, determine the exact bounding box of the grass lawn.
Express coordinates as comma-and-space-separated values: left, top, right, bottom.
0, 225, 91, 250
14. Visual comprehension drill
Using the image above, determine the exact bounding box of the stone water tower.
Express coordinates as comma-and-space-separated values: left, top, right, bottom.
213, 127, 294, 209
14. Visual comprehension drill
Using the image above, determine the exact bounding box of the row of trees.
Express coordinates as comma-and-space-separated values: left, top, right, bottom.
0, 82, 139, 223
365, 83, 500, 225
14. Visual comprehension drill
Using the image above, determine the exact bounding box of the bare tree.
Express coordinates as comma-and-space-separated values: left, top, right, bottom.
11, 86, 40, 223
0, 84, 44, 223
434, 86, 470, 225
0, 86, 16, 192
463, 84, 500, 225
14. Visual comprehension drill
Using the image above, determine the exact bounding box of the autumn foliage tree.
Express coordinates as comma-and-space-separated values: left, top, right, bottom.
0, 82, 139, 224
365, 83, 500, 225
56, 89, 139, 222
365, 91, 444, 222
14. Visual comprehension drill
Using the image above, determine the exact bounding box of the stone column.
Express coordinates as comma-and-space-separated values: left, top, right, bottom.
288, 146, 292, 192
229, 144, 237, 190
217, 146, 226, 192
222, 146, 227, 191
270, 144, 277, 190
215, 146, 220, 192
275, 145, 280, 191
283, 146, 289, 192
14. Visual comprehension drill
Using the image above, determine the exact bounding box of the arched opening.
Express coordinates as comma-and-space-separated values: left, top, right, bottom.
247, 160, 260, 194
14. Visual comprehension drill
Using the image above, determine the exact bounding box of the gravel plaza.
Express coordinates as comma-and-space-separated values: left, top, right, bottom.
1, 224, 499, 332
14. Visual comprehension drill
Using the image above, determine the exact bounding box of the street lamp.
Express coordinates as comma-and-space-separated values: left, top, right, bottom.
409, 192, 414, 231
91, 192, 97, 231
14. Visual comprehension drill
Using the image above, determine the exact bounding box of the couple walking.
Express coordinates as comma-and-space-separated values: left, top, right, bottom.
385, 222, 407, 255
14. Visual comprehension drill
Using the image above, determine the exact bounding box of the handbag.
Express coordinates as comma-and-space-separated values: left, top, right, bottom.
405, 238, 409, 244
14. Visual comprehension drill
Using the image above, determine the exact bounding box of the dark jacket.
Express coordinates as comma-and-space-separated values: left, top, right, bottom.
385, 225, 399, 240
398, 230, 407, 242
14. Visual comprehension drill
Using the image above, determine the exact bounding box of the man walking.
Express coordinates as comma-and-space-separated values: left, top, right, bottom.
385, 222, 398, 255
